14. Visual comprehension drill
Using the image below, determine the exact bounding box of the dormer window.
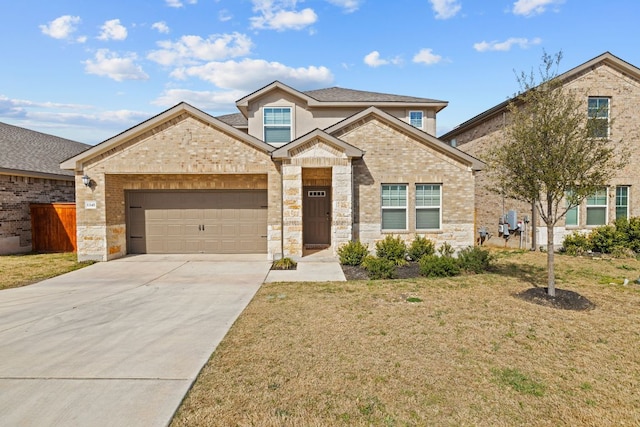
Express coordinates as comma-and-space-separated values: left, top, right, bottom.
409, 111, 423, 129
264, 107, 291, 145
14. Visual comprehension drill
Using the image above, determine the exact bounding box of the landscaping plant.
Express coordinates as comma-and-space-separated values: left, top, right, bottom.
337, 240, 369, 266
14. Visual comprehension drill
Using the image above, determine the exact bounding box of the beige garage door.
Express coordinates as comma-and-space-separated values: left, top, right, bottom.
127, 190, 267, 254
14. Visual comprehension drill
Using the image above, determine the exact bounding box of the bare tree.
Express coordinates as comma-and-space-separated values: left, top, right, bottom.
488, 51, 623, 296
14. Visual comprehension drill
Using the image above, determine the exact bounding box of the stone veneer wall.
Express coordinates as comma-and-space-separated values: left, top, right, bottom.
454, 62, 640, 248
75, 114, 280, 261
0, 174, 75, 254
334, 116, 476, 251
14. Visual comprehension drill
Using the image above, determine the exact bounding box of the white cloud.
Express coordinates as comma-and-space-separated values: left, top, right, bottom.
218, 9, 233, 22
473, 37, 542, 52
412, 48, 443, 65
151, 88, 245, 109
148, 33, 253, 66
170, 58, 333, 92
250, 0, 318, 31
84, 49, 149, 81
512, 0, 564, 17
151, 21, 170, 34
363, 51, 402, 68
325, 0, 362, 13
428, 0, 461, 19
39, 15, 85, 42
98, 19, 128, 41
166, 0, 197, 8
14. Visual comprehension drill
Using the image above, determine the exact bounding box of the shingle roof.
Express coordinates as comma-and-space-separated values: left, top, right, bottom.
302, 87, 446, 104
215, 112, 248, 127
0, 122, 90, 179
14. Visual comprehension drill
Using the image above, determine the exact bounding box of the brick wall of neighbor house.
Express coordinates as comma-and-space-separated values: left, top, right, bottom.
455, 62, 640, 248
0, 174, 75, 254
75, 114, 280, 261
335, 117, 476, 251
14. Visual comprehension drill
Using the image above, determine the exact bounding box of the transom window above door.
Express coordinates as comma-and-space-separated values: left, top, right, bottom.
264, 107, 291, 145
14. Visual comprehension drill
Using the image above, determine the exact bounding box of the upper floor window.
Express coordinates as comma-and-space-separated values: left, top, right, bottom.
588, 97, 609, 138
263, 107, 291, 145
409, 111, 423, 129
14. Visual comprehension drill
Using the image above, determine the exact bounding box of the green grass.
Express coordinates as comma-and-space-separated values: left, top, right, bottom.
0, 252, 94, 290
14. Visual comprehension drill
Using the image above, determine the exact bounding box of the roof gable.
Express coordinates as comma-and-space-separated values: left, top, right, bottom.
271, 129, 364, 160
61, 103, 274, 171
326, 107, 484, 171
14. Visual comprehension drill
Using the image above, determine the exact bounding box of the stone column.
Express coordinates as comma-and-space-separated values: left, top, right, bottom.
281, 164, 303, 258
331, 163, 353, 254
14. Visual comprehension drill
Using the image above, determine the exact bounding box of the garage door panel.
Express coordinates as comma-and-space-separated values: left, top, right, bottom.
127, 190, 267, 254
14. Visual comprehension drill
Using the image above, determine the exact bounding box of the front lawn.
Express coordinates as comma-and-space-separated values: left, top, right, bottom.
172, 250, 640, 426
0, 252, 93, 290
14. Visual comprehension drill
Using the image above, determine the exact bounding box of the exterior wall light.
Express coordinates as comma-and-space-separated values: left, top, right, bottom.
82, 174, 91, 187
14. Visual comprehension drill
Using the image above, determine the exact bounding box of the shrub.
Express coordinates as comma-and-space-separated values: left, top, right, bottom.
589, 225, 624, 254
272, 257, 297, 270
616, 217, 640, 253
562, 231, 591, 255
407, 235, 435, 261
457, 246, 493, 273
338, 240, 369, 266
437, 241, 455, 257
375, 235, 407, 265
418, 255, 460, 278
361, 255, 397, 279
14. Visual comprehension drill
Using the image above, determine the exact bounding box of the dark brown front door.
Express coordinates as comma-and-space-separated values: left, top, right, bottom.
303, 186, 331, 246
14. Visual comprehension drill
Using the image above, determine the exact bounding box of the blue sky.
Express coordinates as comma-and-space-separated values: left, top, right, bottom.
1, 0, 638, 144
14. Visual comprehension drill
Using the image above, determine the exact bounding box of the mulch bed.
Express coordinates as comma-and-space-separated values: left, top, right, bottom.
341, 262, 421, 281
516, 287, 596, 311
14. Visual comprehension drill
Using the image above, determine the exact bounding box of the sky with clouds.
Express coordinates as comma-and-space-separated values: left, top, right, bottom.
1, 0, 638, 144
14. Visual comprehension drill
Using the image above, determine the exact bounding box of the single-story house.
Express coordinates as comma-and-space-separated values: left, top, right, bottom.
61, 81, 483, 262
441, 52, 640, 248
0, 122, 89, 254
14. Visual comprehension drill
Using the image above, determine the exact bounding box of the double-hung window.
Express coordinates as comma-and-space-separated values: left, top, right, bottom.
616, 186, 629, 220
588, 97, 609, 138
409, 111, 423, 129
565, 190, 579, 226
263, 107, 291, 145
381, 184, 407, 230
416, 184, 441, 229
586, 187, 608, 226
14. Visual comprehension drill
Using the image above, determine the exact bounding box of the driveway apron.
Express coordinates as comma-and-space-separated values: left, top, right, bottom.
0, 255, 271, 426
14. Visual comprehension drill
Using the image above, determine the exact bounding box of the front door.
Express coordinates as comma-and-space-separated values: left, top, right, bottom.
303, 186, 331, 246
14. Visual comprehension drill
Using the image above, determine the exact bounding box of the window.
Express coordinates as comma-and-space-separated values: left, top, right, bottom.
588, 97, 609, 138
409, 111, 423, 129
263, 107, 291, 145
416, 184, 441, 229
616, 186, 629, 220
586, 187, 608, 226
565, 190, 579, 226
381, 184, 407, 230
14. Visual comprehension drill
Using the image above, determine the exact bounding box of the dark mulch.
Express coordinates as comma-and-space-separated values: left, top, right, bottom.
516, 287, 596, 311
341, 262, 421, 281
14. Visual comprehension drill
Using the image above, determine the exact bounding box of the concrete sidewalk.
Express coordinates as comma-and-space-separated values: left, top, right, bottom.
264, 248, 346, 282
0, 255, 270, 427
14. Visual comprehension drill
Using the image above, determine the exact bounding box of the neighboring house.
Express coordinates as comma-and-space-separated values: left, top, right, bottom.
441, 52, 640, 248
61, 81, 483, 262
0, 122, 90, 254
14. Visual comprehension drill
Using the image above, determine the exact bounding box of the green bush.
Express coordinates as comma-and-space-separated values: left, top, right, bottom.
361, 255, 397, 279
615, 217, 640, 253
457, 246, 493, 273
418, 255, 460, 278
562, 231, 591, 255
407, 235, 435, 261
337, 240, 369, 266
375, 235, 407, 265
272, 257, 297, 270
437, 241, 455, 257
589, 225, 624, 254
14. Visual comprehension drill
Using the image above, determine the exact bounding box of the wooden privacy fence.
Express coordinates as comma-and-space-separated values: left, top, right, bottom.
30, 203, 77, 252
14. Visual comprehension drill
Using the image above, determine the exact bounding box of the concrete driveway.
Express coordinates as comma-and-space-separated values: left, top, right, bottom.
0, 254, 271, 427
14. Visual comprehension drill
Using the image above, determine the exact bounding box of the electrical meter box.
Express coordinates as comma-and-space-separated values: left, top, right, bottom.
506, 210, 518, 230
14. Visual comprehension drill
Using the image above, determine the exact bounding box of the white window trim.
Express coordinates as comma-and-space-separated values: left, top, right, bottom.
416, 184, 442, 230
263, 106, 292, 146
381, 184, 408, 231
565, 190, 579, 227
586, 187, 608, 226
409, 110, 424, 129
616, 186, 630, 220
588, 97, 610, 139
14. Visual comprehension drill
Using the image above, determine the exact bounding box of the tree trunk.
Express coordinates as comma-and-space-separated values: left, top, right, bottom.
546, 200, 556, 297
531, 201, 537, 251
